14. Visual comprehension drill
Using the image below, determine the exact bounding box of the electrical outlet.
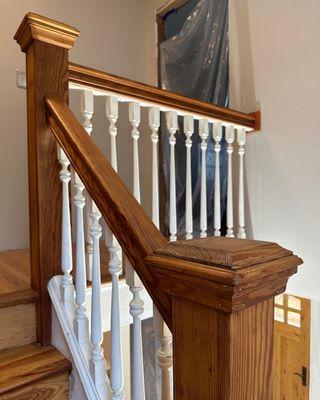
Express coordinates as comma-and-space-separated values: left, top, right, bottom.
16, 69, 26, 89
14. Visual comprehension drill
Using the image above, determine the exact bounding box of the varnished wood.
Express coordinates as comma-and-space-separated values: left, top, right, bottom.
14, 12, 80, 52
0, 303, 37, 351
157, 0, 193, 17
0, 250, 30, 294
45, 96, 169, 325
0, 344, 70, 396
0, 290, 38, 309
0, 373, 69, 400
173, 297, 274, 400
15, 14, 80, 345
68, 63, 259, 130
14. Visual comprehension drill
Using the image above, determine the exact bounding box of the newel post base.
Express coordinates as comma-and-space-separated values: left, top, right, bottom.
172, 297, 274, 400
147, 236, 303, 400
14, 13, 80, 344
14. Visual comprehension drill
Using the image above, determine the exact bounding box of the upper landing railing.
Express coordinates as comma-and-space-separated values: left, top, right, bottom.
15, 12, 300, 400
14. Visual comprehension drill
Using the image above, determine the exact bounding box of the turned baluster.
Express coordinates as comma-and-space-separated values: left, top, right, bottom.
129, 102, 141, 202
237, 127, 247, 239
149, 107, 160, 229
166, 111, 178, 242
184, 115, 194, 240
226, 125, 235, 238
89, 204, 108, 398
73, 172, 90, 360
106, 95, 124, 400
199, 119, 209, 238
57, 147, 74, 309
213, 122, 222, 237
81, 90, 94, 281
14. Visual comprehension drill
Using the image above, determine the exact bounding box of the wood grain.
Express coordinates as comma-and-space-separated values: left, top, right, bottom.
0, 344, 70, 396
173, 297, 274, 400
0, 250, 30, 294
45, 96, 169, 326
68, 63, 259, 130
0, 373, 69, 400
15, 14, 80, 345
0, 303, 37, 351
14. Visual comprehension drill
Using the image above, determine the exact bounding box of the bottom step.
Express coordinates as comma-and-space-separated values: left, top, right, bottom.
0, 344, 71, 399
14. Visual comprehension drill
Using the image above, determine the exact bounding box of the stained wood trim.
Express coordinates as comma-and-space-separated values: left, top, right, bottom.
68, 62, 259, 129
14, 13, 79, 345
14, 12, 80, 52
157, 0, 192, 18
0, 289, 38, 309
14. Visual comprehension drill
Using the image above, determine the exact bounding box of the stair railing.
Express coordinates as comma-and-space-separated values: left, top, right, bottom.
15, 12, 301, 400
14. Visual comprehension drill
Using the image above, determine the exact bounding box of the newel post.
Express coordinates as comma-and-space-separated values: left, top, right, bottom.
147, 237, 302, 400
14, 13, 80, 344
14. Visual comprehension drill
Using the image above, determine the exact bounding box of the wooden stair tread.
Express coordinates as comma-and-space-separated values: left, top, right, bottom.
0, 250, 31, 295
0, 344, 71, 395
0, 289, 38, 309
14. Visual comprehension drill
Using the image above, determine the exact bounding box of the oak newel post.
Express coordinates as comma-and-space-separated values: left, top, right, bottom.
147, 237, 302, 400
14, 13, 80, 344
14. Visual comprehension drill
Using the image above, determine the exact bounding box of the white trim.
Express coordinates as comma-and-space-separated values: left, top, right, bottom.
48, 276, 104, 400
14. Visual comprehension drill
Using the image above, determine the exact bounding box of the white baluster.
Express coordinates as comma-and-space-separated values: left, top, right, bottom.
184, 115, 194, 240
129, 102, 141, 202
153, 308, 172, 400
58, 146, 74, 307
89, 204, 108, 398
213, 122, 222, 237
226, 125, 235, 238
126, 261, 145, 400
81, 90, 94, 281
106, 96, 124, 400
199, 119, 209, 238
106, 96, 118, 170
73, 172, 90, 359
106, 228, 124, 400
149, 107, 160, 229
166, 111, 178, 242
237, 127, 247, 239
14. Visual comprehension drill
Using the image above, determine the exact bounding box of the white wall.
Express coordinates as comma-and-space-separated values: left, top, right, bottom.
229, 0, 320, 301
0, 0, 148, 250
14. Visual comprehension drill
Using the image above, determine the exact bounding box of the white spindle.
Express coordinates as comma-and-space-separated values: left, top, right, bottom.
153, 308, 172, 400
149, 107, 160, 228
184, 115, 194, 240
106, 95, 124, 400
73, 172, 90, 358
213, 122, 222, 237
166, 111, 178, 242
81, 90, 94, 281
106, 96, 118, 170
199, 119, 209, 238
58, 147, 74, 306
126, 261, 145, 400
106, 228, 124, 400
129, 102, 141, 202
237, 127, 247, 239
89, 204, 108, 398
226, 125, 235, 238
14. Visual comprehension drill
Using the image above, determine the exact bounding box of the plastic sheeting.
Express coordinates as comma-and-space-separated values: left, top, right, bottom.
160, 0, 229, 237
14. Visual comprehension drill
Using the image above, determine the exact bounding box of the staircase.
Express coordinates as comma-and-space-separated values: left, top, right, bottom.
0, 11, 303, 400
0, 250, 71, 399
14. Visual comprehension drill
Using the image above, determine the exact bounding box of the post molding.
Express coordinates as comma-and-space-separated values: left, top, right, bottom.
14, 12, 80, 52
146, 236, 302, 400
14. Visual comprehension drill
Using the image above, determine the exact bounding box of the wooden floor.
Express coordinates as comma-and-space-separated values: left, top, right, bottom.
0, 245, 112, 297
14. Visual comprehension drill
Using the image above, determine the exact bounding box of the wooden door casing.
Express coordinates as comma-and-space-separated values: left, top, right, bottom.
274, 294, 310, 400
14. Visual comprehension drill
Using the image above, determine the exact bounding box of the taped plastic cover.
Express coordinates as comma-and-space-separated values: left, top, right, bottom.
160, 0, 229, 237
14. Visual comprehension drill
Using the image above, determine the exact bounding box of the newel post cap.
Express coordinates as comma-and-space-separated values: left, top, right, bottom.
14, 12, 80, 52
146, 237, 303, 316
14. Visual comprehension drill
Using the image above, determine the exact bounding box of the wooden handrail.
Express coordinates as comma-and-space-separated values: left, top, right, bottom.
69, 62, 260, 130
46, 96, 302, 400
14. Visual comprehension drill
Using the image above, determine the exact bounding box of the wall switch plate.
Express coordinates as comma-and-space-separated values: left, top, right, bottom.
16, 69, 26, 89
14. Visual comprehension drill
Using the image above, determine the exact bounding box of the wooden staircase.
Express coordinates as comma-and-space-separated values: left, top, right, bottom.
0, 250, 71, 399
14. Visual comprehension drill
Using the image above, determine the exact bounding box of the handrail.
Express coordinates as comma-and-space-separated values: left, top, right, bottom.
69, 62, 260, 130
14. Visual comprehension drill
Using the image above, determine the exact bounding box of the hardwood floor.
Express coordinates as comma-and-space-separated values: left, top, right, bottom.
0, 246, 112, 299
0, 250, 31, 294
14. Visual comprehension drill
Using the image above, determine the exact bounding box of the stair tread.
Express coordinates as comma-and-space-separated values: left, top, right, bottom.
0, 344, 71, 395
0, 289, 38, 309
